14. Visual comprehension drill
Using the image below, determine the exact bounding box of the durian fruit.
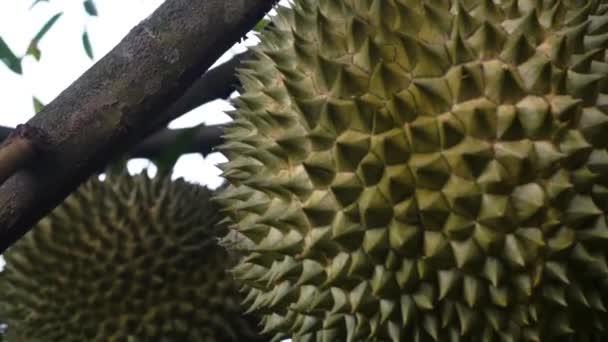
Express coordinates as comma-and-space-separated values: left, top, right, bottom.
0, 172, 266, 342
217, 0, 608, 341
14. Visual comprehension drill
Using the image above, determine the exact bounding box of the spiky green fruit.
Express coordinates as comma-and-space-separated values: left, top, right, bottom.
218, 0, 608, 341
0, 172, 265, 342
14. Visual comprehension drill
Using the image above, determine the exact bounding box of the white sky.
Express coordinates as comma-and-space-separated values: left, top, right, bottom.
0, 0, 271, 189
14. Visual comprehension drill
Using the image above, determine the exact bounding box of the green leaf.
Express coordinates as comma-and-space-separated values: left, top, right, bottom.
253, 18, 270, 32
82, 30, 94, 59
0, 37, 22, 74
26, 12, 63, 61
26, 12, 62, 61
30, 0, 49, 10
32, 96, 44, 113
32, 12, 62, 43
26, 44, 41, 61
83, 0, 98, 16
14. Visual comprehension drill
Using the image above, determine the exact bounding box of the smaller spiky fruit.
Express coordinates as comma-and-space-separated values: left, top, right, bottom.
0, 172, 265, 342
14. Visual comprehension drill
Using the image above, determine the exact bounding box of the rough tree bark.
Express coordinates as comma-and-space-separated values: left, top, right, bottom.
168, 50, 252, 116
0, 51, 251, 159
0, 0, 276, 252
0, 125, 48, 185
0, 123, 225, 159
129, 123, 225, 159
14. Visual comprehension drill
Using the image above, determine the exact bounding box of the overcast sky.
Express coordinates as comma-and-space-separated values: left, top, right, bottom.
0, 0, 272, 189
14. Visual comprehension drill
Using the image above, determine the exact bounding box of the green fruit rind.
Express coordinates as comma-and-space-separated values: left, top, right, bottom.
0, 172, 264, 342
219, 0, 608, 341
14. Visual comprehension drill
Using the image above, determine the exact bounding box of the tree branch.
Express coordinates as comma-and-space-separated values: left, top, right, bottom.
168, 51, 253, 115
0, 45, 251, 166
129, 124, 225, 159
0, 51, 250, 162
0, 125, 48, 185
0, 124, 225, 160
0, 0, 276, 252
0, 48, 250, 174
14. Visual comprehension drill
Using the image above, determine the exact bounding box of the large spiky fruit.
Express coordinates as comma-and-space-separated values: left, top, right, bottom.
0, 172, 266, 342
218, 0, 608, 340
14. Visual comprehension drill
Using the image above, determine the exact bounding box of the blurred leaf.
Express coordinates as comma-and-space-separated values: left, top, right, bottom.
253, 18, 270, 32
26, 44, 41, 61
83, 0, 98, 16
82, 30, 94, 59
32, 12, 62, 43
151, 126, 200, 175
26, 12, 63, 60
30, 0, 49, 9
32, 96, 44, 113
0, 37, 22, 74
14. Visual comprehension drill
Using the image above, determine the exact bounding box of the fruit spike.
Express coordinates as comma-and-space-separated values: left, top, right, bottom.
0, 172, 267, 342
218, 0, 608, 341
